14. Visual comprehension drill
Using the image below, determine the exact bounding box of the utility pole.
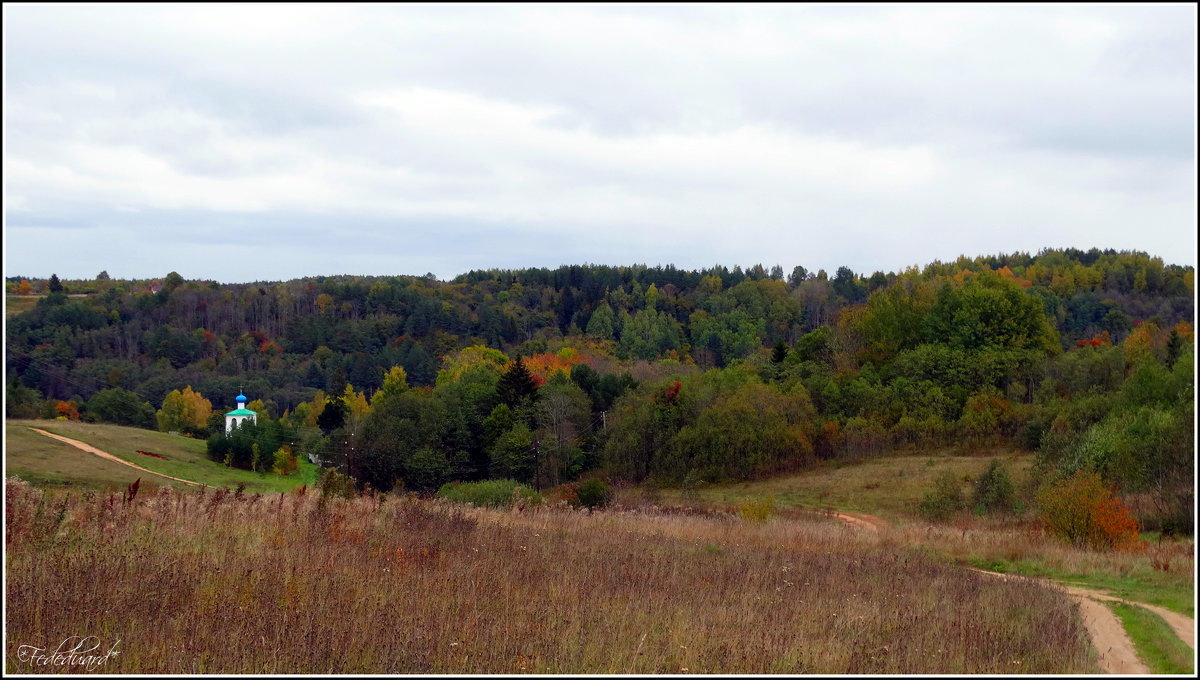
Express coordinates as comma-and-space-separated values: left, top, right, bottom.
533, 440, 540, 491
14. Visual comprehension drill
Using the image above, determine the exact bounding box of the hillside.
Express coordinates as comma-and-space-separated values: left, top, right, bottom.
5, 420, 316, 493
4, 248, 1193, 534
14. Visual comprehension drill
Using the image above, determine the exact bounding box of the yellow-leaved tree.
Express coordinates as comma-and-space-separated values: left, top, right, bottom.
156, 385, 213, 436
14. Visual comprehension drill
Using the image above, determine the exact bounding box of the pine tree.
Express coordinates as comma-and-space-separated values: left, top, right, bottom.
498, 356, 540, 409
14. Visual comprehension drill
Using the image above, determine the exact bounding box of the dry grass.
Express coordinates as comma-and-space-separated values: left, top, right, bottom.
888, 514, 1195, 617
658, 450, 1035, 519
5, 479, 1095, 674
5, 294, 41, 317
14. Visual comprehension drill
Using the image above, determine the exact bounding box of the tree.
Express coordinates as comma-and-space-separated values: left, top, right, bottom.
498, 356, 540, 412
163, 271, 184, 291
48, 274, 64, 294
156, 385, 213, 435
355, 388, 448, 492
1038, 470, 1139, 550
316, 394, 348, 435
1165, 329, 1183, 368
618, 308, 682, 360
585, 301, 617, 340
832, 266, 864, 302
489, 422, 535, 483
87, 388, 155, 428
972, 460, 1016, 513
771, 341, 788, 364
536, 381, 591, 486
788, 266, 809, 289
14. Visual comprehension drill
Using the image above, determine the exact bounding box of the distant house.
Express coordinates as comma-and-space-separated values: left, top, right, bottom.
225, 392, 257, 433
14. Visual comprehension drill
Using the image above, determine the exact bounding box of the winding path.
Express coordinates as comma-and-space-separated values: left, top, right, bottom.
830, 510, 1194, 674
28, 427, 201, 487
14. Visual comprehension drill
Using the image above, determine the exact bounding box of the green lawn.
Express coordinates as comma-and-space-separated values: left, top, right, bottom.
1110, 602, 1194, 674
5, 422, 190, 491
6, 420, 317, 493
659, 449, 1035, 519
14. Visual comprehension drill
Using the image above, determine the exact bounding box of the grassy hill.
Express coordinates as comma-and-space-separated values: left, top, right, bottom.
5, 420, 317, 493
654, 447, 1036, 520
5, 295, 40, 317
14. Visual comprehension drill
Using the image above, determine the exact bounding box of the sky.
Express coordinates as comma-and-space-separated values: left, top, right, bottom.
3, 4, 1196, 284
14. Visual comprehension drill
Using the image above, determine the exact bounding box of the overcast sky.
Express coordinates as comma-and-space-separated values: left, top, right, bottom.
4, 4, 1196, 284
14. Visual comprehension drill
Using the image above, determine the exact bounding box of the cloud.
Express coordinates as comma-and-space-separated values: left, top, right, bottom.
3, 4, 1195, 282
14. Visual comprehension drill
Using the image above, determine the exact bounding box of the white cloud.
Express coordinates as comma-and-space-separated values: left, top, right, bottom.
3, 4, 1194, 281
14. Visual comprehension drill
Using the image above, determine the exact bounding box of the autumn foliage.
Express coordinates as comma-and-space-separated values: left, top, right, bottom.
55, 400, 80, 420
1075, 331, 1111, 348
1037, 470, 1139, 551
523, 348, 591, 381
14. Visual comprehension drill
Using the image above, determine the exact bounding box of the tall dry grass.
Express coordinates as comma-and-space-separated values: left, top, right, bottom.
886, 513, 1194, 584
5, 479, 1094, 674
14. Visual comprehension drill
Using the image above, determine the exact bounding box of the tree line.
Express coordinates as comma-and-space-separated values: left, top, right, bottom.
5, 248, 1193, 530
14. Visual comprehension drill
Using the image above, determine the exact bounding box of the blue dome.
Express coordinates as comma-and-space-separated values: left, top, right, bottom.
236, 392, 247, 402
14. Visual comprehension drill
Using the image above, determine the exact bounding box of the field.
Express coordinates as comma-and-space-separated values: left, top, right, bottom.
4, 424, 191, 491
4, 424, 1192, 673
5, 294, 41, 317
653, 447, 1035, 519
4, 479, 1095, 674
5, 420, 317, 494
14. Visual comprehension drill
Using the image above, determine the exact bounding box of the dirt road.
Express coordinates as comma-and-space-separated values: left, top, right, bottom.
829, 510, 1193, 674
28, 427, 201, 487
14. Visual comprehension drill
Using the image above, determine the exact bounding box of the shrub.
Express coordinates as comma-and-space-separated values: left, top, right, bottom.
544, 484, 582, 508
272, 446, 299, 476
436, 479, 542, 509
917, 471, 964, 522
316, 468, 357, 499
739, 496, 774, 523
1037, 470, 1139, 550
575, 478, 614, 509
972, 461, 1016, 514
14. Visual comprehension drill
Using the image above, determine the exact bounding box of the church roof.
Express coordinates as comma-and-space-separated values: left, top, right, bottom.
226, 408, 257, 416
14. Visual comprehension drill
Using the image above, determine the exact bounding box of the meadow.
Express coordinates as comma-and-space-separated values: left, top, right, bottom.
5, 420, 317, 494
654, 447, 1035, 518
4, 478, 1096, 674
4, 423, 187, 491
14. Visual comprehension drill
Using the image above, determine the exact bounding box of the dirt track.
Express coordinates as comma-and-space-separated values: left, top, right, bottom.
829, 510, 1196, 674
28, 427, 201, 487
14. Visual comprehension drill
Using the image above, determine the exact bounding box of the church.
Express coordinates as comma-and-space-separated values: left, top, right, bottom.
224, 392, 257, 433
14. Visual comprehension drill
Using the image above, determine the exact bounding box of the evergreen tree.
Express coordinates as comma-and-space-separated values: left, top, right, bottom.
498, 356, 540, 410
316, 395, 348, 435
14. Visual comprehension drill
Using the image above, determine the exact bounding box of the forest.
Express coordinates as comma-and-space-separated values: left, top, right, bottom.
5, 247, 1194, 531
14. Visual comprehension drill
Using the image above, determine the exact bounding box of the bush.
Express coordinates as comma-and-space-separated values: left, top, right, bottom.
317, 468, 357, 499
972, 461, 1016, 514
272, 446, 299, 476
575, 478, 614, 509
739, 496, 774, 523
436, 479, 542, 509
1037, 470, 1139, 551
917, 471, 964, 522
544, 484, 581, 508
